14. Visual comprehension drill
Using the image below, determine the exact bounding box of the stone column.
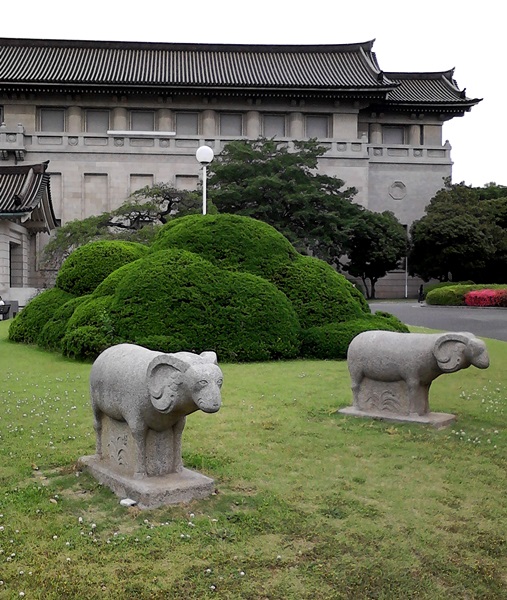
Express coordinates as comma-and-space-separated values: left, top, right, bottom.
289, 112, 304, 138
245, 111, 260, 138
112, 107, 128, 130
202, 110, 216, 136
370, 123, 382, 144
67, 106, 82, 133
158, 108, 173, 132
409, 125, 421, 146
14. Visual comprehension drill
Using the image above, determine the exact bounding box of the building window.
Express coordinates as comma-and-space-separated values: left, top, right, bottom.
130, 111, 155, 131
86, 110, 110, 133
9, 241, 23, 287
305, 115, 330, 138
383, 126, 405, 144
175, 112, 199, 135
39, 108, 66, 132
175, 175, 199, 190
220, 113, 243, 136
263, 114, 286, 138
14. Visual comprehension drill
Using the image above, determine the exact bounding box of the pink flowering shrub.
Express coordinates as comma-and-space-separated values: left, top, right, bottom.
464, 289, 507, 307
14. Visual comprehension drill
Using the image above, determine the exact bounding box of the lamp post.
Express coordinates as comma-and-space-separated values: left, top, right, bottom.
196, 145, 214, 215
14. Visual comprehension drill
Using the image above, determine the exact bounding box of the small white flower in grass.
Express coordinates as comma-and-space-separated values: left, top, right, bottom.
53, 535, 58, 540
239, 571, 245, 576
66, 558, 71, 562
205, 568, 212, 574
19, 592, 25, 597
91, 523, 96, 529
210, 585, 216, 591
189, 513, 195, 518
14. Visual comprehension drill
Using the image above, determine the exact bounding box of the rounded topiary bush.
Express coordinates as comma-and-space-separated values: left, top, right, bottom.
92, 261, 143, 297
106, 249, 300, 362
151, 214, 299, 279
56, 240, 149, 296
38, 295, 91, 351
272, 256, 367, 329
61, 326, 110, 361
300, 314, 409, 360
8, 288, 75, 344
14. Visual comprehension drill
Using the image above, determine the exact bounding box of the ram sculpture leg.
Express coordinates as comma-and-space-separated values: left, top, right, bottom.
406, 378, 430, 416
172, 417, 186, 473
129, 420, 149, 479
92, 407, 103, 458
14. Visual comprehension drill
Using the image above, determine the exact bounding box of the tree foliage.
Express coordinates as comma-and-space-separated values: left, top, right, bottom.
341, 211, 407, 299
409, 180, 507, 282
40, 184, 201, 285
208, 138, 363, 264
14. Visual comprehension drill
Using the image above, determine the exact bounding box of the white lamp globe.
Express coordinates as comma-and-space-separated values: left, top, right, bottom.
196, 145, 214, 165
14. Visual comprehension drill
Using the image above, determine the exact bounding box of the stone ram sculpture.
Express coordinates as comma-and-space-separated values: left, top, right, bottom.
342, 331, 489, 424
89, 343, 223, 479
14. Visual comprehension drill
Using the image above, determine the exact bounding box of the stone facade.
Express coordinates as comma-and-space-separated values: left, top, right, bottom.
0, 38, 480, 300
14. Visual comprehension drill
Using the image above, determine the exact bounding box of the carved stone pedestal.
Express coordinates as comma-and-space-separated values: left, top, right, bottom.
339, 378, 456, 428
79, 455, 215, 509
79, 418, 215, 508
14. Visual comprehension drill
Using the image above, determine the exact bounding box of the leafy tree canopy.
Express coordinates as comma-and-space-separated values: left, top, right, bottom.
40, 184, 202, 284
208, 138, 363, 265
409, 179, 507, 282
341, 211, 407, 299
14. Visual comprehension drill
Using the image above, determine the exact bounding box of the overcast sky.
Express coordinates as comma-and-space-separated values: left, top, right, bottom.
1, 1, 502, 187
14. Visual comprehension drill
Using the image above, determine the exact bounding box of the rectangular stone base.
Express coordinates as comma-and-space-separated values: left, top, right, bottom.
338, 406, 456, 429
79, 455, 216, 509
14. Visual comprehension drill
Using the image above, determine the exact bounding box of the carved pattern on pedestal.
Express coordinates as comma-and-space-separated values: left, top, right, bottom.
107, 434, 129, 466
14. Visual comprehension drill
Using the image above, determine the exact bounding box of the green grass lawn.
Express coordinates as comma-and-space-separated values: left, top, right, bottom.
0, 321, 506, 599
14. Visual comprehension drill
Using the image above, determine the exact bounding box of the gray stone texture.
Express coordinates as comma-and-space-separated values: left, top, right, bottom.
80, 343, 223, 506
340, 331, 490, 426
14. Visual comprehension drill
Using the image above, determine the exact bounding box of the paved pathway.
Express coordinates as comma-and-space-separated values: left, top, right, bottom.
369, 301, 507, 342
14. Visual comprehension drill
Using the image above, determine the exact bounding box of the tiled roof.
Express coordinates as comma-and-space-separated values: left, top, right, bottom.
0, 38, 480, 110
383, 70, 480, 111
0, 38, 394, 93
0, 161, 57, 232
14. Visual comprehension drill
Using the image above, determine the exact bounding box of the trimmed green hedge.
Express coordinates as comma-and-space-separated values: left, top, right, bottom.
56, 240, 149, 296
63, 249, 301, 362
8, 288, 75, 344
11, 215, 410, 362
272, 256, 367, 328
300, 314, 409, 360
38, 295, 91, 351
424, 281, 475, 295
151, 213, 299, 279
426, 284, 507, 306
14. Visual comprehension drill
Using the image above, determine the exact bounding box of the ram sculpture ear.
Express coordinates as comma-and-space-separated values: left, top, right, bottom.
200, 351, 218, 365
433, 333, 470, 373
147, 354, 189, 412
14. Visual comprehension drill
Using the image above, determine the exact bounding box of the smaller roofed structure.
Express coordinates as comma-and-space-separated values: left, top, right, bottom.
0, 161, 57, 232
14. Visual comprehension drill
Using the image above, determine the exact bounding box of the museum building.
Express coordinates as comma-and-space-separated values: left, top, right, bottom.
0, 37, 480, 307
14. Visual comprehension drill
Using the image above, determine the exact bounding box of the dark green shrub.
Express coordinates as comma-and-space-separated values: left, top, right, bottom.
65, 295, 117, 342
301, 314, 409, 360
8, 288, 75, 344
61, 326, 110, 361
108, 249, 301, 362
151, 214, 299, 279
92, 262, 143, 297
56, 240, 149, 296
272, 256, 367, 329
38, 295, 90, 351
